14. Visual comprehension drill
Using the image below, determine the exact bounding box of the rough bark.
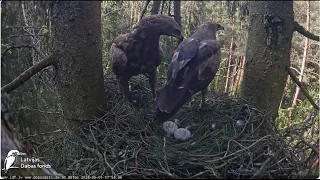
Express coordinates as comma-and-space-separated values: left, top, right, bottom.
51, 1, 106, 127
151, 0, 161, 15
239, 1, 294, 120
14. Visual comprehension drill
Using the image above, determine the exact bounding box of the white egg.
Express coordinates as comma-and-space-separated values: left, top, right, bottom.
163, 121, 178, 136
174, 128, 192, 141
211, 123, 216, 130
236, 120, 244, 127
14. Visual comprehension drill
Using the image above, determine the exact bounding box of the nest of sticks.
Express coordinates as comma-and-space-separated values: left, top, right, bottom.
41, 72, 317, 179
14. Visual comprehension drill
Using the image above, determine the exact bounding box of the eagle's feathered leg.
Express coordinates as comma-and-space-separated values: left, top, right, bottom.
148, 69, 157, 102
117, 76, 129, 101
200, 87, 208, 108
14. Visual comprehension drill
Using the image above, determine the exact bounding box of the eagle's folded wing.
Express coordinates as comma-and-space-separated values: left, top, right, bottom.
167, 38, 200, 81
109, 43, 128, 76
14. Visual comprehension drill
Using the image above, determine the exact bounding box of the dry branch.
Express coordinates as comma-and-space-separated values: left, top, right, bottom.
294, 21, 319, 41
1, 54, 56, 93
287, 67, 319, 110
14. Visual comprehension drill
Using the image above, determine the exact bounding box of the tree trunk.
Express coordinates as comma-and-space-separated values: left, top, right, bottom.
173, 0, 181, 27
231, 55, 240, 96
234, 56, 245, 97
174, 0, 182, 47
291, 0, 310, 108
224, 15, 235, 94
51, 1, 106, 128
239, 1, 294, 120
130, 1, 134, 30
151, 0, 161, 15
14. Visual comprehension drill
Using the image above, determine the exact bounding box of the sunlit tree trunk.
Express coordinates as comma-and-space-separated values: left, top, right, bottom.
224, 15, 235, 94
129, 1, 134, 30
291, 0, 310, 109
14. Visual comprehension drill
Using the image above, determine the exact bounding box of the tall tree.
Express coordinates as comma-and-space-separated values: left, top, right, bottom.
173, 0, 181, 27
291, 0, 310, 109
1, 1, 107, 130
51, 1, 106, 127
240, 1, 319, 120
224, 14, 235, 94
174, 0, 182, 47
151, 0, 161, 15
239, 1, 294, 120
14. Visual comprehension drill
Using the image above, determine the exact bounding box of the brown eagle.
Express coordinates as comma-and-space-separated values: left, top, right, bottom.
153, 21, 224, 123
109, 14, 184, 102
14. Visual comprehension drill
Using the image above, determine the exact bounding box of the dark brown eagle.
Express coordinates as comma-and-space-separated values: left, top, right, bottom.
109, 14, 184, 102
153, 21, 224, 123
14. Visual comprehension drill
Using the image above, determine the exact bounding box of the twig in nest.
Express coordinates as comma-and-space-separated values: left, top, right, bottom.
163, 137, 171, 173
187, 170, 211, 179
158, 160, 176, 178
250, 157, 272, 179
19, 107, 62, 115
135, 146, 143, 168
112, 153, 135, 174
220, 135, 271, 161
81, 144, 103, 161
104, 151, 116, 176
27, 129, 66, 138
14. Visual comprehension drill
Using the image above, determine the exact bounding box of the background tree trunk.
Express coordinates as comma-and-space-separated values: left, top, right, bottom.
291, 0, 310, 109
224, 15, 235, 94
239, 1, 294, 120
151, 0, 161, 15
51, 1, 106, 128
174, 0, 182, 47
174, 0, 181, 27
